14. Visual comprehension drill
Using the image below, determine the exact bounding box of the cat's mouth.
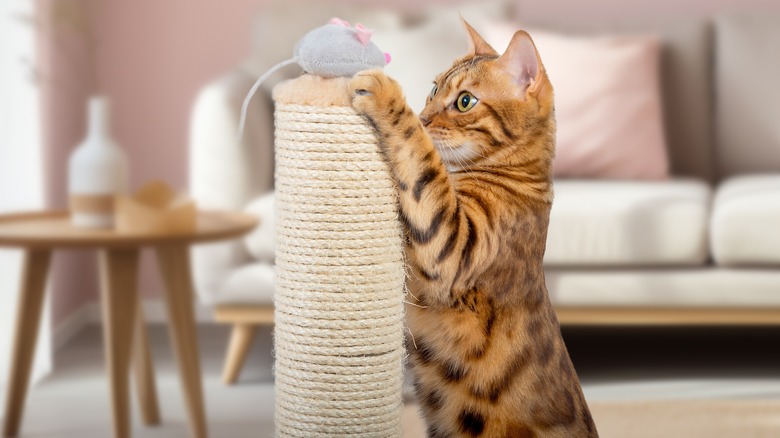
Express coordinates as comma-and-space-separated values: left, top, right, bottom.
431, 138, 479, 172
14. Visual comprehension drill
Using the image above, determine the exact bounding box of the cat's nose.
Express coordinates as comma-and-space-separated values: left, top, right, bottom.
420, 116, 432, 127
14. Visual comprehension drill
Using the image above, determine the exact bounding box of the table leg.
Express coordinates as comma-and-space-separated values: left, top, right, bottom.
222, 323, 256, 385
99, 249, 140, 438
133, 303, 161, 425
2, 249, 51, 438
156, 245, 207, 438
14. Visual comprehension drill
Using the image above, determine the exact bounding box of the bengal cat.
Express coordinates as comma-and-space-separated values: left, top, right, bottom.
348, 19, 598, 438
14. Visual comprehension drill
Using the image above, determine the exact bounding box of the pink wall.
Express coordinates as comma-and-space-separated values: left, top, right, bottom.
41, 0, 99, 324
518, 0, 778, 21
46, 0, 461, 325
46, 0, 780, 325
96, 0, 263, 309
47, 0, 261, 324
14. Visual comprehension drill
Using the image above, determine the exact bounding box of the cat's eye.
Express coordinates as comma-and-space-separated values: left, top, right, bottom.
430, 84, 438, 100
456, 92, 478, 112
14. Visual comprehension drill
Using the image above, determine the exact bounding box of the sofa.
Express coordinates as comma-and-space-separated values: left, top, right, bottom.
189, 1, 780, 382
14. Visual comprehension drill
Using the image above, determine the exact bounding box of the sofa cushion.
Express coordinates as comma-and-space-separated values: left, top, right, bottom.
484, 26, 669, 180
545, 179, 710, 266
711, 175, 780, 266
521, 18, 714, 182
243, 193, 275, 263
546, 269, 780, 307
213, 263, 275, 305
715, 14, 780, 178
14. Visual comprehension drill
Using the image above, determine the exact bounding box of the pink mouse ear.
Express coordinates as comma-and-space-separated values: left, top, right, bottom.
354, 23, 374, 46
329, 17, 350, 27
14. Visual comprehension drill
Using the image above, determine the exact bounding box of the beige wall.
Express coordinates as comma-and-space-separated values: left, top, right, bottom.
45, 0, 779, 326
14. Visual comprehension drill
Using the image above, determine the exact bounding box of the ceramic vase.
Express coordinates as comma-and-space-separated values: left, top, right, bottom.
68, 96, 128, 228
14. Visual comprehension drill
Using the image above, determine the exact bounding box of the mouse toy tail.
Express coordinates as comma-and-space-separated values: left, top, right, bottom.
237, 57, 299, 141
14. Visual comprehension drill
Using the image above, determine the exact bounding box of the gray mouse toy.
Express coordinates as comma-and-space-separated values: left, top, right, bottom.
295, 17, 390, 77
238, 18, 391, 138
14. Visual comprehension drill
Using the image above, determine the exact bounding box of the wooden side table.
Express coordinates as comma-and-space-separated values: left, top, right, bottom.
0, 211, 257, 438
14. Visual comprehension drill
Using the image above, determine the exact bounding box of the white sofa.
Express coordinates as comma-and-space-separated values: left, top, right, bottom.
189, 2, 780, 382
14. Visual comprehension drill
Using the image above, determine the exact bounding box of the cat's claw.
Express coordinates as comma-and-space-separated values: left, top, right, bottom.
349, 69, 402, 118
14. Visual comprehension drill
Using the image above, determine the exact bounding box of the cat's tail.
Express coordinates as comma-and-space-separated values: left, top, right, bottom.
237, 57, 299, 141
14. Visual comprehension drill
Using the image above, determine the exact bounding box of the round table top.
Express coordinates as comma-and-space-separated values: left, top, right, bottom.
0, 210, 258, 248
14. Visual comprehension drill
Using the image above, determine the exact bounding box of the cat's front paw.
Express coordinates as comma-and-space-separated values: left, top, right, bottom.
349, 70, 403, 120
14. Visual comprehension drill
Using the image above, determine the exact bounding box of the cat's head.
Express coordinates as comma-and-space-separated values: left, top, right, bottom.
420, 18, 554, 171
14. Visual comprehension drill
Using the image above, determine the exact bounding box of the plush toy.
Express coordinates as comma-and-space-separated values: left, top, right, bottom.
238, 18, 390, 138
296, 18, 390, 77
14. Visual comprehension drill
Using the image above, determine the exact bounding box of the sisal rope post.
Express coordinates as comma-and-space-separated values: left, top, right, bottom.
272, 75, 406, 437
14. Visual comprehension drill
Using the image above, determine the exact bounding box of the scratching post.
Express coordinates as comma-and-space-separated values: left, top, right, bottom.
272, 75, 405, 437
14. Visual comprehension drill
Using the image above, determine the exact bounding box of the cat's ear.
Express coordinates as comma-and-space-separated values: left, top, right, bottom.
461, 16, 498, 57
496, 30, 545, 97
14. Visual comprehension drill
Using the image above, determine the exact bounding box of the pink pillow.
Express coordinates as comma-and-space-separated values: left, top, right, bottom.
483, 25, 670, 180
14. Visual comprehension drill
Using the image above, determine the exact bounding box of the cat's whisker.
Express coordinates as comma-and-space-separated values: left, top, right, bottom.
461, 147, 505, 173
450, 148, 466, 171
453, 148, 478, 175
437, 138, 473, 173
404, 300, 430, 309
405, 326, 418, 350
432, 136, 491, 175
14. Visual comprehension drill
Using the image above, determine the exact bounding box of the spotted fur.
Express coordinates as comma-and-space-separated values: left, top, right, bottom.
350, 19, 598, 438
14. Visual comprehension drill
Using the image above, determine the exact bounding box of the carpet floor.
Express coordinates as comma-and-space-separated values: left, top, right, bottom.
2, 325, 780, 437
403, 400, 780, 437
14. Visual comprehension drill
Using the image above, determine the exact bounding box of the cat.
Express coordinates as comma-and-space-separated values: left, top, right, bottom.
348, 18, 598, 438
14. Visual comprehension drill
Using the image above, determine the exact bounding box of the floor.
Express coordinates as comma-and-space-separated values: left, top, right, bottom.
1, 325, 276, 438
2, 325, 780, 437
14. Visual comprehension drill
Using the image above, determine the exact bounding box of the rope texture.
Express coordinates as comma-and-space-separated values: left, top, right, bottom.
274, 102, 405, 437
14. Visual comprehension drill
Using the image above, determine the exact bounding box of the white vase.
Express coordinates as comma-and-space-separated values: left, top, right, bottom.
68, 96, 129, 228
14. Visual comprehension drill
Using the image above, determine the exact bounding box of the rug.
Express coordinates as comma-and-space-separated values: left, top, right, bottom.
403, 399, 780, 437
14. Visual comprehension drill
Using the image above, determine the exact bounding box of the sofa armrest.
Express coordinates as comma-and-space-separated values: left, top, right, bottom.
189, 71, 275, 306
